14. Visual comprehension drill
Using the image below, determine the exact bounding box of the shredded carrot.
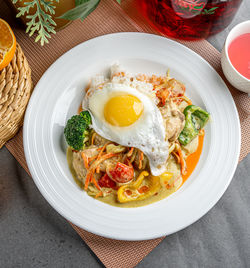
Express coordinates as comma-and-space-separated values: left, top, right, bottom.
93, 153, 117, 169
129, 149, 137, 163
199, 129, 205, 136
84, 173, 92, 191
172, 151, 180, 164
138, 151, 144, 169
91, 133, 96, 145
95, 143, 110, 174
127, 147, 134, 157
177, 148, 187, 176
90, 173, 93, 182
81, 152, 89, 169
88, 155, 98, 162
92, 176, 101, 190
84, 153, 117, 190
95, 191, 103, 198
96, 166, 100, 173
97, 142, 110, 160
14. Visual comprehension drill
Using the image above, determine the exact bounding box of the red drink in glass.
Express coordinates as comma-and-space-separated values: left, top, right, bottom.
137, 0, 242, 40
228, 33, 250, 79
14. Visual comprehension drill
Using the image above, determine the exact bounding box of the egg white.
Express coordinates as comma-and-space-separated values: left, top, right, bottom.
83, 82, 169, 176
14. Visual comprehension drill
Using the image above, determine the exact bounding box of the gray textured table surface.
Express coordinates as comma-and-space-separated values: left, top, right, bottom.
1, 1, 250, 267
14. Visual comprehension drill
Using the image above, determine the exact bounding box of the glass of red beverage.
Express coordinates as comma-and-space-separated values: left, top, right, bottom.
137, 0, 242, 40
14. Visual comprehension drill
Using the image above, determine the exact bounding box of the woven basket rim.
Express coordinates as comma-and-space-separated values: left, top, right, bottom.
0, 42, 33, 148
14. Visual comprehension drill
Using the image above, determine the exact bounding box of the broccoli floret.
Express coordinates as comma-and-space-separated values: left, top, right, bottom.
64, 111, 92, 151
80, 110, 92, 125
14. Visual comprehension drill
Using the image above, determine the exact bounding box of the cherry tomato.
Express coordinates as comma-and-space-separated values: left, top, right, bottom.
107, 162, 134, 183
98, 173, 116, 189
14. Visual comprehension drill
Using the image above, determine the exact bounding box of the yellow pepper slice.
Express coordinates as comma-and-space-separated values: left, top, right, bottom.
117, 171, 161, 203
160, 172, 173, 188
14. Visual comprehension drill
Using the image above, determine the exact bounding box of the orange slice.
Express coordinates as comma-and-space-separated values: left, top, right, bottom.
0, 19, 16, 71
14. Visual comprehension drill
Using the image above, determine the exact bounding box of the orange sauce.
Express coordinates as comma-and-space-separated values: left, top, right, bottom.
182, 134, 204, 184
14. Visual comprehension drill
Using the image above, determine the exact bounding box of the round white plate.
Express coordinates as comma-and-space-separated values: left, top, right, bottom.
23, 33, 240, 241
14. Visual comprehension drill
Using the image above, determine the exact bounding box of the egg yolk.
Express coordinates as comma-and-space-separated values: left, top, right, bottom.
104, 94, 143, 127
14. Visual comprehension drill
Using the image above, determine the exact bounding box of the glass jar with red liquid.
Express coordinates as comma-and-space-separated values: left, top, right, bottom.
137, 0, 242, 40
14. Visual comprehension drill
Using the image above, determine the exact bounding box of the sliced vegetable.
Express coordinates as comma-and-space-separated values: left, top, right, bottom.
81, 152, 89, 169
107, 162, 134, 183
138, 151, 144, 169
127, 147, 134, 157
106, 144, 126, 154
178, 105, 209, 145
84, 153, 117, 190
117, 171, 161, 203
159, 172, 173, 188
177, 148, 187, 176
97, 142, 110, 159
91, 176, 101, 190
172, 151, 180, 163
91, 132, 96, 144
95, 191, 103, 198
98, 173, 116, 189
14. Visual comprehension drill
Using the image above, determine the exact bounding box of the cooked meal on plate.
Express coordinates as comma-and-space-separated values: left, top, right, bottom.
64, 64, 210, 208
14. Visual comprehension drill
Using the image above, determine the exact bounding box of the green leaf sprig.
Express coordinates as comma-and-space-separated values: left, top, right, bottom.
13, 0, 59, 46
12, 0, 121, 46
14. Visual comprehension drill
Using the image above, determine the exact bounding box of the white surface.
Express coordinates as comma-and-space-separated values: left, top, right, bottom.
221, 20, 250, 93
23, 33, 241, 241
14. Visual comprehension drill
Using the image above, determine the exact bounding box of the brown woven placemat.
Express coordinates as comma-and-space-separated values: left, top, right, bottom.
0, 43, 32, 148
1, 0, 250, 268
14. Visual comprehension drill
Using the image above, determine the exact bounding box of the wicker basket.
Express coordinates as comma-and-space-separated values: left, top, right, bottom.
0, 43, 33, 148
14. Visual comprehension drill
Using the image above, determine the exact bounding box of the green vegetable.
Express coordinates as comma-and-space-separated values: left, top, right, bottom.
13, 0, 58, 46
64, 111, 92, 151
12, 0, 121, 46
179, 105, 209, 146
80, 110, 92, 125
58, 0, 100, 22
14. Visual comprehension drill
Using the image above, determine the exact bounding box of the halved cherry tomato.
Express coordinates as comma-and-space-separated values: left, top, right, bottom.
98, 173, 116, 189
107, 162, 134, 183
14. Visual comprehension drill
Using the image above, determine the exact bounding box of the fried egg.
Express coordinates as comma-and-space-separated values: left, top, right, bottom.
82, 82, 169, 176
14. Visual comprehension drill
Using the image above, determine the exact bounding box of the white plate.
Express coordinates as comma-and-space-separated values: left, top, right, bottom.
23, 33, 240, 241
